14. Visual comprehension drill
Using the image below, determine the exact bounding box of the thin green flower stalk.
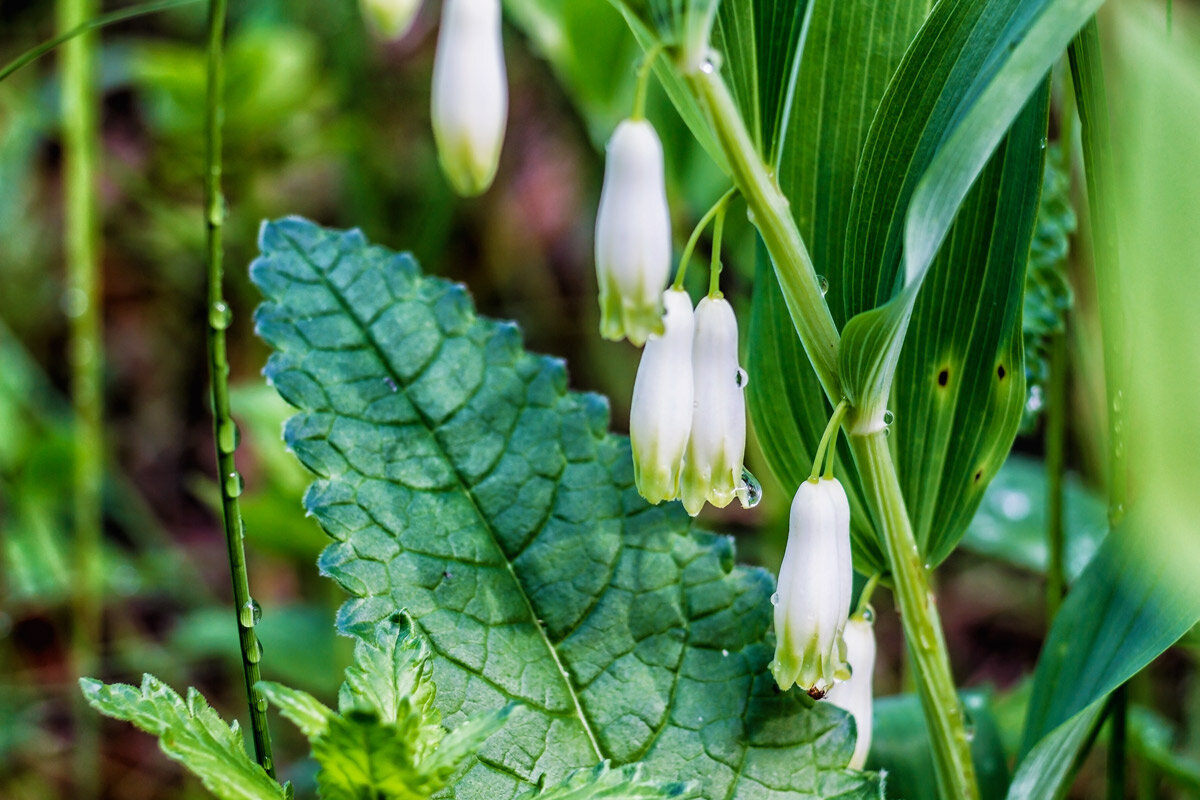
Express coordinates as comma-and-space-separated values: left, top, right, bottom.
686, 60, 980, 800
203, 0, 275, 776
58, 0, 103, 794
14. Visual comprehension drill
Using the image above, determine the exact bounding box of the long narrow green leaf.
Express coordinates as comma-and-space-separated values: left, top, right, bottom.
1009, 526, 1200, 798
746, 1, 928, 573
839, 0, 1102, 425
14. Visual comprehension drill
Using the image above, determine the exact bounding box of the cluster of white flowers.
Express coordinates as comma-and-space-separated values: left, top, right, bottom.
595, 115, 750, 517
374, 4, 877, 763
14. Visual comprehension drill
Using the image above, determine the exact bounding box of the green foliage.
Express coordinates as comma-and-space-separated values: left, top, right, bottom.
523, 762, 692, 800
711, 0, 808, 162
961, 455, 1106, 579
1009, 524, 1200, 798
1020, 145, 1076, 433
747, 0, 927, 573
251, 217, 882, 799
262, 617, 514, 800
870, 692, 1010, 800
79, 675, 288, 800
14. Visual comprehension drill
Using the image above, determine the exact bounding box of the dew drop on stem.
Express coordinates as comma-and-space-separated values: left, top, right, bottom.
225, 471, 245, 498
240, 598, 262, 628
209, 301, 232, 331
217, 420, 240, 454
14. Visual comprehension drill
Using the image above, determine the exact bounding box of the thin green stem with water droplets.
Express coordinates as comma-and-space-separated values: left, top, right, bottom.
203, 0, 274, 776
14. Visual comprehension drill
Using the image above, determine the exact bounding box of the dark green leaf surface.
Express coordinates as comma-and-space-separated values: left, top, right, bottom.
961, 455, 1105, 579
1009, 524, 1200, 798
80, 676, 286, 800
870, 691, 1010, 800
835, 0, 1063, 566
711, 0, 809, 162
746, 0, 928, 573
251, 218, 882, 800
839, 0, 1103, 420
526, 762, 693, 800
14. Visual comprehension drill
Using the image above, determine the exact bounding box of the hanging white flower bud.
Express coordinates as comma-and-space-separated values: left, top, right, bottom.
824, 611, 876, 770
630, 289, 694, 504
431, 0, 507, 196
679, 296, 746, 516
594, 119, 672, 346
772, 477, 854, 694
360, 0, 421, 39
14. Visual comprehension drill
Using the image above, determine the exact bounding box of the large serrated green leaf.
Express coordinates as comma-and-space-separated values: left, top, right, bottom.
746, 0, 928, 574
250, 217, 882, 800
80, 675, 286, 800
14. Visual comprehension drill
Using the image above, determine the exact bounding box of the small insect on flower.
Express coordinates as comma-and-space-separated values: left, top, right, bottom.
679, 296, 747, 516
630, 289, 695, 505
431, 0, 507, 196
771, 477, 854, 694
823, 610, 877, 770
360, 0, 422, 39
594, 118, 672, 346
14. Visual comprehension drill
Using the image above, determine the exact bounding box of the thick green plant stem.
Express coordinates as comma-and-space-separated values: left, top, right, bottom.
203, 0, 275, 777
1045, 330, 1068, 622
688, 66, 979, 800
59, 0, 103, 794
850, 432, 978, 800
687, 69, 841, 401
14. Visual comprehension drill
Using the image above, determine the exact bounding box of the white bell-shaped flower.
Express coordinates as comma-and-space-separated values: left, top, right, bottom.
824, 611, 877, 770
771, 477, 854, 694
630, 289, 694, 504
431, 0, 507, 196
594, 119, 672, 346
360, 0, 421, 39
679, 296, 746, 515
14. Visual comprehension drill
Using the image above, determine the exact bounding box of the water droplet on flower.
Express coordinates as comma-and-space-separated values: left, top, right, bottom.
209, 301, 233, 330
817, 275, 829, 296
225, 471, 245, 498
736, 468, 763, 509
770, 592, 780, 606
735, 368, 749, 388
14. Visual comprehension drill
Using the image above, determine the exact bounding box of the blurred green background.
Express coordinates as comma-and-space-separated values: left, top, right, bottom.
1, 1, 1198, 798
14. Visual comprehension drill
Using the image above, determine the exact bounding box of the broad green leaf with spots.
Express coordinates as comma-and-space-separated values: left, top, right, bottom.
250, 217, 883, 800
